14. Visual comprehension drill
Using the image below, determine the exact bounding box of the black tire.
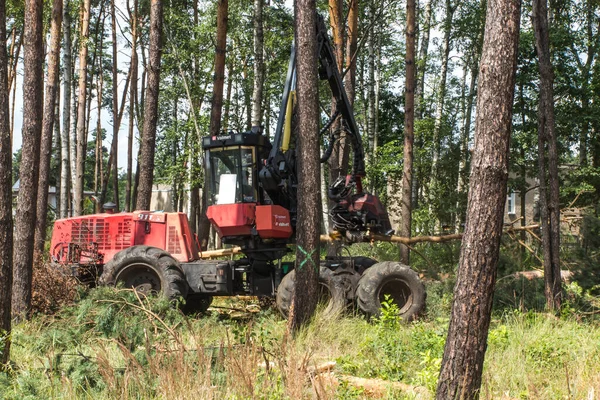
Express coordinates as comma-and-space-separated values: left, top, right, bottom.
356, 261, 426, 322
352, 256, 378, 274
100, 245, 188, 302
183, 295, 213, 314
276, 267, 346, 319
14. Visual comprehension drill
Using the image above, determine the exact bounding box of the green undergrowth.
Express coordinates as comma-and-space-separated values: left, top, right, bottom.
0, 286, 599, 399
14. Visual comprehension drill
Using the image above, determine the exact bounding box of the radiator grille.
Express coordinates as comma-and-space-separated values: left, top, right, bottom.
94, 219, 110, 250
167, 226, 181, 254
115, 219, 133, 250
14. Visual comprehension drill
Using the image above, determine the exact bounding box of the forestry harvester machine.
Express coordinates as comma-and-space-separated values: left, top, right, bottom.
50, 15, 426, 320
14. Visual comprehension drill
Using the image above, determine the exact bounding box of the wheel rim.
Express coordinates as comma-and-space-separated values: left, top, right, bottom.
378, 278, 413, 314
115, 263, 161, 295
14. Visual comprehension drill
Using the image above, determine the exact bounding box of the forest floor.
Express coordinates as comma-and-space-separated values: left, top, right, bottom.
1, 276, 600, 400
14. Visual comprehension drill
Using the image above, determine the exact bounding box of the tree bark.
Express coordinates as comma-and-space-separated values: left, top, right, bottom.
0, 0, 14, 366
135, 0, 164, 210
35, 0, 63, 255
60, 0, 72, 218
532, 0, 562, 311
110, 0, 120, 210
416, 0, 433, 118
12, 0, 44, 320
198, 0, 228, 248
429, 0, 456, 198
125, 0, 138, 212
251, 0, 264, 127
289, 1, 320, 332
400, 0, 416, 264
436, 0, 520, 396
74, 0, 92, 216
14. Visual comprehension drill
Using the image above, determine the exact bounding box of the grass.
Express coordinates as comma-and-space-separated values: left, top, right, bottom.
0, 282, 599, 399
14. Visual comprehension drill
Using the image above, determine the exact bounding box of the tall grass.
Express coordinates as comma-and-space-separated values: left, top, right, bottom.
1, 285, 599, 399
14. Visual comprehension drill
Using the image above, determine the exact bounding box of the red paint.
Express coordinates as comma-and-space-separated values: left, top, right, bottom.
50, 211, 199, 266
206, 203, 256, 237
255, 205, 293, 239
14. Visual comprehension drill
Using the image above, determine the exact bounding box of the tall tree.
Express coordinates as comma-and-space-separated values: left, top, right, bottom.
251, 0, 264, 127
74, 0, 92, 216
125, 0, 138, 212
60, 0, 72, 218
12, 0, 44, 320
289, 2, 320, 332
35, 0, 63, 255
400, 0, 416, 264
136, 0, 164, 210
110, 0, 120, 210
436, 0, 520, 396
0, 0, 14, 366
533, 0, 562, 311
198, 0, 228, 248
416, 0, 434, 118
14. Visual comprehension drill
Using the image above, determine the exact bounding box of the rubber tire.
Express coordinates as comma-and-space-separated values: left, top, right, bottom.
356, 261, 425, 322
352, 256, 378, 273
276, 267, 346, 319
183, 295, 213, 314
100, 245, 188, 302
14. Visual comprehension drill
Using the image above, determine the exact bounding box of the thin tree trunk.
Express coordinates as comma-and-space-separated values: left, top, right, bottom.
430, 0, 455, 185
0, 0, 14, 366
251, 0, 264, 127
533, 0, 562, 311
135, 0, 164, 210
416, 0, 433, 118
12, 0, 45, 320
289, 1, 320, 332
367, 1, 376, 160
223, 58, 233, 132
74, 0, 92, 216
35, 0, 63, 255
436, 0, 520, 395
54, 92, 61, 218
110, 0, 120, 210
199, 0, 228, 248
60, 0, 72, 218
455, 63, 478, 230
94, 25, 105, 199
400, 0, 416, 264
125, 0, 138, 212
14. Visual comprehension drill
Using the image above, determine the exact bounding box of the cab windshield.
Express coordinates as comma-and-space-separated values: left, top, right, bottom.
206, 146, 256, 205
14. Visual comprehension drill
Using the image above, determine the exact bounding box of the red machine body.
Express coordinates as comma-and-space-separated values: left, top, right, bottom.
50, 211, 199, 266
206, 203, 292, 240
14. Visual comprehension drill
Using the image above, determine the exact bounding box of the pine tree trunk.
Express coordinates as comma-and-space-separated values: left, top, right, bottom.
533, 0, 562, 311
35, 0, 63, 255
54, 93, 61, 217
126, 0, 138, 212
94, 25, 105, 200
367, 2, 376, 159
289, 1, 320, 332
0, 0, 14, 366
251, 0, 264, 127
74, 0, 92, 216
430, 0, 455, 190
416, 0, 433, 118
136, 0, 164, 210
436, 0, 520, 395
12, 0, 45, 320
60, 0, 72, 218
400, 0, 416, 264
198, 0, 228, 248
110, 0, 120, 210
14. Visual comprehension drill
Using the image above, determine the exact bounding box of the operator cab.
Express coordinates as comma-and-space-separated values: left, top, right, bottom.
202, 127, 292, 252
202, 126, 271, 207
